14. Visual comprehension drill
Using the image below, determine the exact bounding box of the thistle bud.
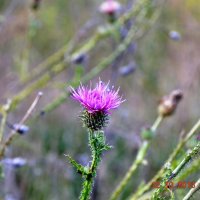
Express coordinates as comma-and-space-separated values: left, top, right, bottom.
158, 89, 183, 117
81, 110, 109, 131
141, 127, 154, 140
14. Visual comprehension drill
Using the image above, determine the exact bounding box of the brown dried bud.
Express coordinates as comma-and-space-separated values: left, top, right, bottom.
158, 89, 183, 117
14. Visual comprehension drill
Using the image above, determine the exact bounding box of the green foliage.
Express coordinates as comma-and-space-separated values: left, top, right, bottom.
65, 154, 88, 176
78, 130, 112, 200
151, 164, 174, 200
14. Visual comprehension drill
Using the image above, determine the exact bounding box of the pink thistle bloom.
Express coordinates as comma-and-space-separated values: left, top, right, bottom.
99, 0, 121, 15
71, 80, 124, 114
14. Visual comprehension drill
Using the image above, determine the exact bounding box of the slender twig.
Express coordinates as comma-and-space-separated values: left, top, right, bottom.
151, 116, 163, 133
0, 100, 11, 143
0, 92, 43, 159
183, 178, 200, 200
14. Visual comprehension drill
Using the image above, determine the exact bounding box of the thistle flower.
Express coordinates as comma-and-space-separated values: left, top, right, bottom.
99, 0, 121, 16
71, 80, 124, 131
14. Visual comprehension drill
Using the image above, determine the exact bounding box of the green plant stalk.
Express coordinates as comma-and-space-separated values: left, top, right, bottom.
151, 116, 163, 133
109, 116, 163, 200
0, 92, 43, 159
80, 179, 93, 200
0, 111, 7, 143
80, 131, 96, 200
183, 177, 200, 200
151, 143, 200, 200
129, 118, 200, 200
0, 101, 11, 143
151, 168, 173, 200
168, 142, 200, 181
109, 141, 150, 200
176, 157, 200, 181
80, 130, 109, 200
10, 62, 65, 111
22, 44, 70, 83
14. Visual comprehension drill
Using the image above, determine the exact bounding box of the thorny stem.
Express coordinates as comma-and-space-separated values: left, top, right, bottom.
183, 178, 200, 200
109, 116, 163, 200
151, 143, 200, 200
80, 130, 107, 200
168, 142, 200, 181
129, 118, 200, 200
177, 157, 200, 181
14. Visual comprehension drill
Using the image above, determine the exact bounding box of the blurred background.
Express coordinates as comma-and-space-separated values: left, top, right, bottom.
0, 0, 200, 199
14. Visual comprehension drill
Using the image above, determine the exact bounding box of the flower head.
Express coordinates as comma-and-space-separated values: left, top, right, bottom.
99, 0, 121, 15
71, 80, 124, 113
71, 80, 124, 130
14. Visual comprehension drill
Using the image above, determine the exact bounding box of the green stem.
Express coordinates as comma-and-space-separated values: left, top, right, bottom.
80, 130, 106, 200
109, 116, 163, 200
0, 112, 7, 143
129, 119, 200, 200
169, 142, 200, 181
183, 178, 200, 200
151, 116, 163, 133
177, 157, 200, 181
109, 141, 149, 200
80, 178, 93, 200
151, 143, 200, 199
0, 101, 11, 143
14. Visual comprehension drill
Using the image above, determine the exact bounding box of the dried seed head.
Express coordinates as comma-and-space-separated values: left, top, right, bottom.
158, 89, 183, 117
